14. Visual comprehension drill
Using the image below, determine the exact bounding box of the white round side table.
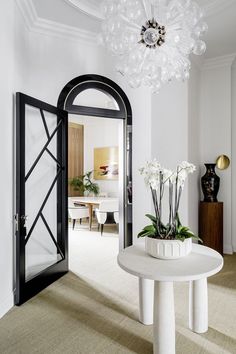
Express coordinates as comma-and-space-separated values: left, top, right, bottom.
118, 244, 223, 354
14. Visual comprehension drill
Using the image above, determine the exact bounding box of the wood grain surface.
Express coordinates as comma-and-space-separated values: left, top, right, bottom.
68, 122, 84, 196
199, 202, 223, 255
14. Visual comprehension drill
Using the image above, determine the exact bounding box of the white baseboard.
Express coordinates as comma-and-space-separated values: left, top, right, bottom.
223, 244, 233, 255
0, 293, 14, 319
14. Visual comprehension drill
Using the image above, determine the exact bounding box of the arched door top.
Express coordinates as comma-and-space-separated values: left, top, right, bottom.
57, 74, 132, 124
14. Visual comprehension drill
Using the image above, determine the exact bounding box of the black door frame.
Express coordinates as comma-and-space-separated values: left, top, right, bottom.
15, 75, 132, 305
15, 93, 68, 305
57, 74, 133, 248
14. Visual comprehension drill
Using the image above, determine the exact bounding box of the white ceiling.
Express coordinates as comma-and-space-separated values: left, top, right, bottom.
32, 0, 100, 32
202, 3, 236, 58
32, 0, 236, 59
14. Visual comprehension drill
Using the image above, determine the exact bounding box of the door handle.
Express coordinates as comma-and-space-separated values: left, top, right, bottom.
14, 214, 28, 235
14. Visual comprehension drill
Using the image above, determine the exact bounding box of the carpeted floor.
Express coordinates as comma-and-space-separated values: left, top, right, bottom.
0, 226, 236, 354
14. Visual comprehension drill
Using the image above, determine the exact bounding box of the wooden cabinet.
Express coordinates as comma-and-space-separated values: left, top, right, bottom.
199, 202, 223, 255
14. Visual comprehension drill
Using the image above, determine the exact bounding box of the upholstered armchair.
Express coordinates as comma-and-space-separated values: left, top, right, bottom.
95, 200, 119, 235
68, 198, 89, 229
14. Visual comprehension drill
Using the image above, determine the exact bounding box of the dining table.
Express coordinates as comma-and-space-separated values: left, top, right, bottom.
70, 196, 118, 230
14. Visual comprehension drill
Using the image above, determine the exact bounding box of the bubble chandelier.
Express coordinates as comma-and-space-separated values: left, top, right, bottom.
100, 0, 207, 92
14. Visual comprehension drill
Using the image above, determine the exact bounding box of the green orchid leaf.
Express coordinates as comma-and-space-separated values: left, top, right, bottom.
179, 226, 189, 233
143, 225, 156, 232
191, 235, 203, 243
175, 235, 186, 242
137, 231, 147, 238
138, 223, 157, 238
138, 230, 156, 238
176, 213, 182, 227
175, 224, 204, 243
145, 214, 157, 223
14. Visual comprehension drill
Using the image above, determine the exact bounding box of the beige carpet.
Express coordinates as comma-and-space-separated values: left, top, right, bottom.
0, 226, 236, 354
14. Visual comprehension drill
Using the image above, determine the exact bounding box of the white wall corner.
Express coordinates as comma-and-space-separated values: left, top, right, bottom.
15, 0, 38, 30
202, 53, 236, 71
232, 58, 236, 69
0, 293, 14, 319
15, 0, 96, 44
223, 244, 233, 255
190, 54, 204, 71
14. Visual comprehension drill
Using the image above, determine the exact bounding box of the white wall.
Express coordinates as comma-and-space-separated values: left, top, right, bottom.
0, 0, 15, 318
231, 62, 236, 252
151, 81, 189, 227
188, 63, 201, 235
69, 115, 120, 197
200, 62, 233, 254
21, 34, 108, 107
150, 63, 201, 239
129, 87, 152, 243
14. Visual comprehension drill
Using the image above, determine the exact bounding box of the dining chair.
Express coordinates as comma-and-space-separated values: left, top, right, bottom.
95, 200, 119, 235
68, 197, 89, 229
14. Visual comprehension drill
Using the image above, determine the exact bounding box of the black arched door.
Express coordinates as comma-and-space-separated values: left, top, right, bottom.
15, 75, 132, 305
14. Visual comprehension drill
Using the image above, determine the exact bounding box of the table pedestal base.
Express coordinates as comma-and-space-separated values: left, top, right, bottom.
139, 278, 154, 325
189, 278, 208, 333
154, 281, 175, 354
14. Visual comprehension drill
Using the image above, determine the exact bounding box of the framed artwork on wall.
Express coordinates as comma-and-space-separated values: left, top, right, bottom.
94, 146, 119, 180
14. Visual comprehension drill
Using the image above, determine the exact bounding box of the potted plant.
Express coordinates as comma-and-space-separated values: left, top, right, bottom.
69, 171, 100, 197
138, 160, 202, 259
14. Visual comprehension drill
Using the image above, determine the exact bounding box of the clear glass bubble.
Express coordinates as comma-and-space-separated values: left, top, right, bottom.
156, 52, 168, 66
200, 22, 208, 34
129, 50, 143, 63
175, 71, 182, 81
193, 40, 206, 55
152, 80, 161, 94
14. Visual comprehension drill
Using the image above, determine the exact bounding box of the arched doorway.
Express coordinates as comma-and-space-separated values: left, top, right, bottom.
58, 74, 133, 250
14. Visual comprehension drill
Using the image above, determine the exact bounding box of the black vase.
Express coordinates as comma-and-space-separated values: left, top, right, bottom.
201, 163, 220, 202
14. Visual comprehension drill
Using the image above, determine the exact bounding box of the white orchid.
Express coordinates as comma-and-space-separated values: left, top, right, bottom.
169, 172, 177, 184
139, 159, 196, 239
162, 169, 173, 184
179, 161, 196, 174
177, 161, 196, 187
139, 159, 162, 190
149, 177, 159, 190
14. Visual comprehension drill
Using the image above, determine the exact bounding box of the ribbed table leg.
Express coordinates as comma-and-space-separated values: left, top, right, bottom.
153, 281, 175, 354
189, 278, 208, 333
139, 278, 154, 325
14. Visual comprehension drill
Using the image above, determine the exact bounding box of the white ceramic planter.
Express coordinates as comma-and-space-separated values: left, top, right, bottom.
145, 237, 192, 260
